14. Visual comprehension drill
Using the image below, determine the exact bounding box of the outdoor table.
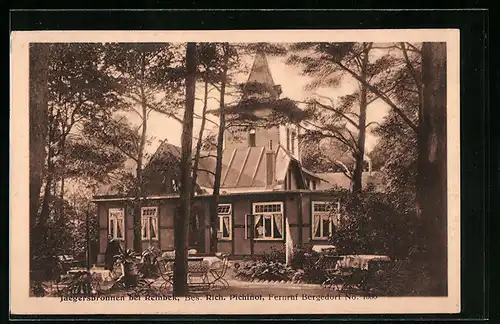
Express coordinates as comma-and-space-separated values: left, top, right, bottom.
320, 254, 391, 293
335, 255, 390, 293
312, 245, 336, 254
336, 255, 391, 271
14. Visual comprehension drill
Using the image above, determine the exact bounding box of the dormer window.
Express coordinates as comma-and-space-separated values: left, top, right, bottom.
248, 128, 256, 147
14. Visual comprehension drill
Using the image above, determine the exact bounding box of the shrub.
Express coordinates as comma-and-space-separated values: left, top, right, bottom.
30, 281, 49, 297
260, 247, 286, 264
242, 247, 286, 264
366, 256, 433, 296
329, 191, 420, 259
235, 261, 295, 282
57, 271, 95, 297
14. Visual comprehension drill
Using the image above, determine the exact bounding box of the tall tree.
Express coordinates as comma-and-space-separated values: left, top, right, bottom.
288, 42, 399, 194
287, 41, 447, 293
173, 42, 197, 296
98, 43, 182, 252
419, 42, 447, 295
199, 43, 244, 253
29, 43, 51, 260
303, 41, 447, 294
37, 43, 119, 250
209, 43, 231, 253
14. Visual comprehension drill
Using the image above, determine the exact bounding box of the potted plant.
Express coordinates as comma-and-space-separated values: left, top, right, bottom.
113, 249, 139, 288
139, 245, 162, 278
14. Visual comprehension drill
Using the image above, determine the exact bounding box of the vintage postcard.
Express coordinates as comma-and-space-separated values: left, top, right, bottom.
10, 29, 460, 315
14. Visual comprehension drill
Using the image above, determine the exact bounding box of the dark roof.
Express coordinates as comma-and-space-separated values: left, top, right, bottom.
316, 171, 382, 191
95, 141, 329, 196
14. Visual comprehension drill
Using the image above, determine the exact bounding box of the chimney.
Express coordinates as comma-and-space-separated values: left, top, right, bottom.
265, 145, 275, 187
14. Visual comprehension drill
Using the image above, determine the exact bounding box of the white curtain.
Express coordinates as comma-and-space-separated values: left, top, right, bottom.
285, 218, 294, 266
312, 214, 320, 238
150, 217, 157, 239
117, 218, 123, 239
142, 218, 147, 238
274, 214, 283, 237
109, 219, 114, 237
223, 216, 230, 236
254, 215, 263, 238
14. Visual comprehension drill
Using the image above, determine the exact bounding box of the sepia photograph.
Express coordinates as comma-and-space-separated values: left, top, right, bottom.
11, 29, 460, 315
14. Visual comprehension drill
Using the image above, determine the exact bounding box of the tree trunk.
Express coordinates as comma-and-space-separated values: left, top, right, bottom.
352, 85, 367, 195
37, 103, 57, 250
210, 43, 230, 254
133, 55, 149, 254
29, 43, 50, 260
191, 79, 209, 197
419, 42, 447, 296
37, 155, 54, 248
173, 42, 197, 297
352, 43, 370, 196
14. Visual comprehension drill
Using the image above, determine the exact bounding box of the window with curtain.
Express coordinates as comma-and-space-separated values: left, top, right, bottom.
311, 201, 338, 240
246, 202, 284, 240
108, 208, 125, 240
218, 204, 232, 240
141, 207, 159, 240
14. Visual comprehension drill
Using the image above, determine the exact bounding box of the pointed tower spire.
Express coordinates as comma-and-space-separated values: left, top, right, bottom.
247, 50, 275, 85
243, 50, 281, 100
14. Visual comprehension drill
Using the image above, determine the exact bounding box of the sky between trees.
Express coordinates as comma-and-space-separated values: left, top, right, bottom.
122, 50, 391, 159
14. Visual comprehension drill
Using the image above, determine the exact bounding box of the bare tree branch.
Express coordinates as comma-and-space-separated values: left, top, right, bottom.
197, 168, 216, 176
400, 42, 422, 89
126, 93, 183, 124
311, 99, 360, 129
405, 42, 422, 54
334, 60, 418, 132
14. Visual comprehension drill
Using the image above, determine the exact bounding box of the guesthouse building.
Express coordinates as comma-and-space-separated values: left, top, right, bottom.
93, 51, 344, 263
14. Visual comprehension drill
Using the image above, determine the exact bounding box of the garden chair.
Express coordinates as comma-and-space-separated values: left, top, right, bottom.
317, 255, 343, 290
154, 256, 174, 295
208, 254, 230, 289
187, 260, 211, 291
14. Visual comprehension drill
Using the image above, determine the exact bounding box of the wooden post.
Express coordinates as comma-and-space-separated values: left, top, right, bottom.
86, 209, 90, 271
249, 214, 255, 256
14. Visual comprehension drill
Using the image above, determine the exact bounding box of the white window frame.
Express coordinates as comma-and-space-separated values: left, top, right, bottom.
218, 204, 232, 240
245, 202, 284, 241
108, 208, 125, 240
311, 201, 339, 240
141, 206, 159, 240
